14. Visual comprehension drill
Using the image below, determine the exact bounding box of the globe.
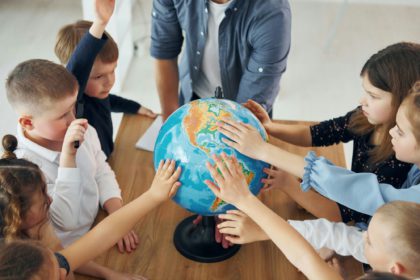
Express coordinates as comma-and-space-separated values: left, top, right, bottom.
154, 98, 269, 216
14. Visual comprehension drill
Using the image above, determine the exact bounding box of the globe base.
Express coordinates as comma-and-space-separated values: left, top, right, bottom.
173, 215, 240, 263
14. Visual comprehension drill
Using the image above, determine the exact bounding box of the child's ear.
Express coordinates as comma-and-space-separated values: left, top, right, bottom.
390, 262, 406, 276
18, 115, 34, 131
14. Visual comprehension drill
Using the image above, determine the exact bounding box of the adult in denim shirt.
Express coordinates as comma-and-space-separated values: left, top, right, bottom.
150, 0, 291, 120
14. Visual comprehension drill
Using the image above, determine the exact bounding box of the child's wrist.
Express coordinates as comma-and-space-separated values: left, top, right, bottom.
144, 189, 164, 205
236, 193, 256, 212
258, 142, 271, 162
59, 153, 76, 168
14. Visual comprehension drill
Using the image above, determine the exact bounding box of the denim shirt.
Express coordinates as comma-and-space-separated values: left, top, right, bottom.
150, 0, 291, 112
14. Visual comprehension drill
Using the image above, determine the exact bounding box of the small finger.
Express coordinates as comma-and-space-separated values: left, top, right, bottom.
219, 227, 239, 236
170, 166, 182, 182
206, 161, 224, 184
169, 182, 181, 197
117, 239, 124, 253
226, 209, 245, 216
204, 179, 220, 197
212, 154, 230, 178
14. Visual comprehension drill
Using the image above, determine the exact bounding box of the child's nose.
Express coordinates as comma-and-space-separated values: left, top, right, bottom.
389, 126, 396, 137
359, 95, 367, 106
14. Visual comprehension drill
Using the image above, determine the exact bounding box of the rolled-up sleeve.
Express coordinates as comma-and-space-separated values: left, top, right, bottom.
237, 6, 291, 112
301, 151, 420, 215
150, 0, 184, 59
48, 167, 82, 230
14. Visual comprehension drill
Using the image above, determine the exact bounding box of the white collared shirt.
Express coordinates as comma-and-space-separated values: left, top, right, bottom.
289, 218, 367, 264
16, 124, 121, 246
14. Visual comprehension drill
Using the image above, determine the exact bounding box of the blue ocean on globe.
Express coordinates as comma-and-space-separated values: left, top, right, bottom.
154, 98, 269, 215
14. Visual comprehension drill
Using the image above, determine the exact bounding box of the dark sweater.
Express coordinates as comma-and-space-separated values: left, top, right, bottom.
66, 32, 141, 158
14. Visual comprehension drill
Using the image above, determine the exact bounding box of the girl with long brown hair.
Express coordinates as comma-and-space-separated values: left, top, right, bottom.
242, 42, 420, 225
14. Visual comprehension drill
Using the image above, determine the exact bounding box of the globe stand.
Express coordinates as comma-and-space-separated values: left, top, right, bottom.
173, 215, 240, 263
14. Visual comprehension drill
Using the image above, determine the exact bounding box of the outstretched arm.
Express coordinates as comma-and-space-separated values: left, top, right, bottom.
66, 0, 114, 94
243, 100, 313, 146
205, 154, 341, 280
218, 119, 306, 178
61, 160, 181, 270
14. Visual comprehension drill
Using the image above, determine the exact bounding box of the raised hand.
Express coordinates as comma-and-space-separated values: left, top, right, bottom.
94, 0, 115, 26
205, 153, 252, 207
217, 119, 266, 160
243, 99, 273, 132
148, 159, 182, 203
217, 210, 268, 244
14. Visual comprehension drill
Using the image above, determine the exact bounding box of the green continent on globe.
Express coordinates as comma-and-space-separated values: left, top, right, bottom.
182, 100, 256, 212
183, 100, 232, 154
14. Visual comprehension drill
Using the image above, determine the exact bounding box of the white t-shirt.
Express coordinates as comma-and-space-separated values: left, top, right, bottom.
193, 0, 232, 98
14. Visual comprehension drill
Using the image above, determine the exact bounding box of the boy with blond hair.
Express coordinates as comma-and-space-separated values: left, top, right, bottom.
5, 0, 144, 278
55, 19, 156, 158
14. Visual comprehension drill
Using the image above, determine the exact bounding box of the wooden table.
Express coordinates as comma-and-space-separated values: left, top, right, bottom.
76, 116, 363, 280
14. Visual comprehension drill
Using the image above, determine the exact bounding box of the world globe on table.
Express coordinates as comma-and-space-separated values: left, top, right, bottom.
154, 98, 270, 216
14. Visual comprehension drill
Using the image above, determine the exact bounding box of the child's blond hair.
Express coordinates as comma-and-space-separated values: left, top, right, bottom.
6, 59, 78, 116
55, 20, 118, 65
376, 201, 420, 277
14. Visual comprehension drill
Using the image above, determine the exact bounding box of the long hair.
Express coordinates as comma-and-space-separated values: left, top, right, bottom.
0, 135, 50, 242
349, 42, 420, 164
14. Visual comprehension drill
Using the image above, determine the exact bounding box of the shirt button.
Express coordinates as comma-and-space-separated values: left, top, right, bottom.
205, 8, 208, 13
234, 7, 238, 12
196, 51, 201, 55
152, 11, 156, 17
194, 66, 199, 70
258, 67, 264, 73
200, 31, 204, 36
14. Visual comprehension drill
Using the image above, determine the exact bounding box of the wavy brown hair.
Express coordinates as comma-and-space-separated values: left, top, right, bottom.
349, 42, 420, 165
0, 135, 50, 242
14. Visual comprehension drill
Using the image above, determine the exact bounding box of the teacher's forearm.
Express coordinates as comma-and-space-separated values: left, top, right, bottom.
155, 59, 180, 120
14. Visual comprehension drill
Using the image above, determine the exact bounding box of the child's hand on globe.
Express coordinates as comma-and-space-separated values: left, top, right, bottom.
205, 153, 253, 207
217, 119, 267, 160
242, 99, 274, 133
149, 159, 182, 202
